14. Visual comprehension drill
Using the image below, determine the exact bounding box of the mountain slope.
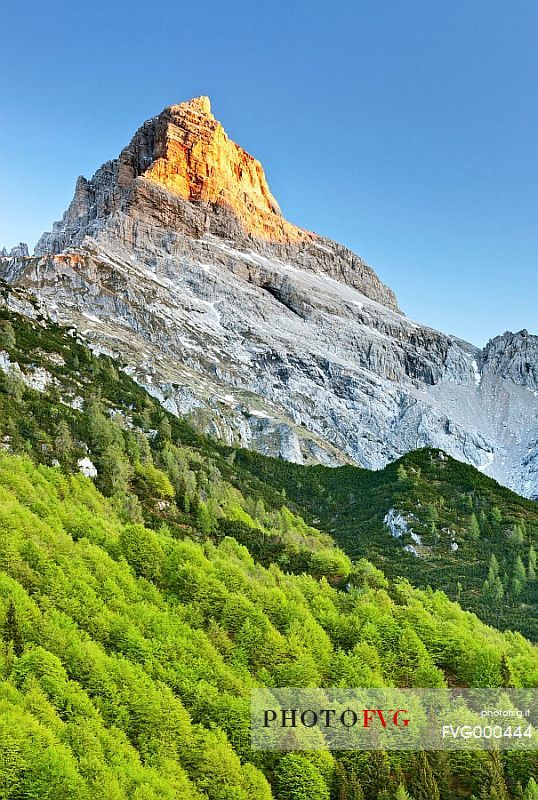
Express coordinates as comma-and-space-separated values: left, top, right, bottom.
233, 447, 538, 640
1, 96, 536, 497
2, 452, 537, 799
0, 287, 536, 644
1, 283, 537, 797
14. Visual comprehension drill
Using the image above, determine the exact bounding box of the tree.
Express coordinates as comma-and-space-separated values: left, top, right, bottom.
363, 750, 391, 799
119, 524, 164, 581
512, 555, 527, 596
196, 500, 213, 536
487, 554, 500, 582
394, 627, 444, 687
483, 575, 504, 604
510, 522, 525, 545
395, 785, 412, 800
133, 463, 174, 502
500, 653, 515, 688
514, 555, 527, 583
275, 754, 330, 800
334, 762, 365, 800
513, 782, 524, 800
528, 545, 536, 581
479, 751, 509, 800
3, 599, 23, 656
112, 491, 145, 524
408, 751, 440, 800
0, 320, 16, 350
157, 416, 172, 445
309, 549, 351, 582
85, 398, 122, 453
469, 513, 481, 541
491, 506, 502, 523
99, 444, 132, 495
53, 420, 75, 468
397, 464, 408, 482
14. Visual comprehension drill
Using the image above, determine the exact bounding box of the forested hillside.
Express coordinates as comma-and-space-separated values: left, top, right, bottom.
1, 454, 537, 799
1, 283, 537, 645
233, 451, 538, 640
0, 286, 537, 798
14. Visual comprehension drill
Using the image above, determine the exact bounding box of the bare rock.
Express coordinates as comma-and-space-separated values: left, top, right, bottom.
3, 96, 537, 497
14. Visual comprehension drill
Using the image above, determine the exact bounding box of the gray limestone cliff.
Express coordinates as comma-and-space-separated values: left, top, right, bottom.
2, 96, 537, 497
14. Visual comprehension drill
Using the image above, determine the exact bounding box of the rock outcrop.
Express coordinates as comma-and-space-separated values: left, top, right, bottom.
481, 330, 538, 390
2, 96, 537, 497
4, 243, 29, 258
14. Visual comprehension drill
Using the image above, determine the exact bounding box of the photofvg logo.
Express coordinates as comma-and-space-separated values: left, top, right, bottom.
263, 707, 409, 730
250, 688, 538, 751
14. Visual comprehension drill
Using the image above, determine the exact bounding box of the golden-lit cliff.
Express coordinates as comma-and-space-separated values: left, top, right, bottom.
34, 95, 399, 313
141, 96, 311, 243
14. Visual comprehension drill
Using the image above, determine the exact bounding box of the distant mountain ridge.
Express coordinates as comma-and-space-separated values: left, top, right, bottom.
1, 96, 537, 497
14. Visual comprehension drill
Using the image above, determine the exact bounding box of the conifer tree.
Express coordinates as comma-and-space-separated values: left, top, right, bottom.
469, 513, 481, 541
479, 751, 509, 800
514, 555, 527, 584
511, 522, 525, 545
394, 785, 412, 800
335, 763, 365, 800
408, 751, 440, 800
512, 555, 527, 596
397, 464, 408, 482
364, 750, 391, 799
500, 653, 515, 688
276, 754, 330, 800
348, 770, 365, 800
3, 599, 23, 656
157, 416, 172, 444
513, 782, 524, 800
528, 545, 536, 581
487, 554, 500, 582
196, 500, 212, 536
54, 420, 75, 467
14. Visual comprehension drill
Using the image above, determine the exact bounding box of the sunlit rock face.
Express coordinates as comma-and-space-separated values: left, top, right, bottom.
3, 97, 537, 497
142, 96, 308, 244
47, 95, 308, 245
35, 96, 398, 309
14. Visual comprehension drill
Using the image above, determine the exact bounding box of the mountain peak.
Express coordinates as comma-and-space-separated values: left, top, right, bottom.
176, 95, 213, 116
140, 95, 309, 243
37, 95, 314, 251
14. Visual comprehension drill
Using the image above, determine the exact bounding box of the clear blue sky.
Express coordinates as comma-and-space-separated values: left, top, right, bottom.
1, 0, 536, 346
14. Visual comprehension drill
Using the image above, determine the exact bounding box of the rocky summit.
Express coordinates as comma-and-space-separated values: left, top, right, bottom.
1, 96, 537, 497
